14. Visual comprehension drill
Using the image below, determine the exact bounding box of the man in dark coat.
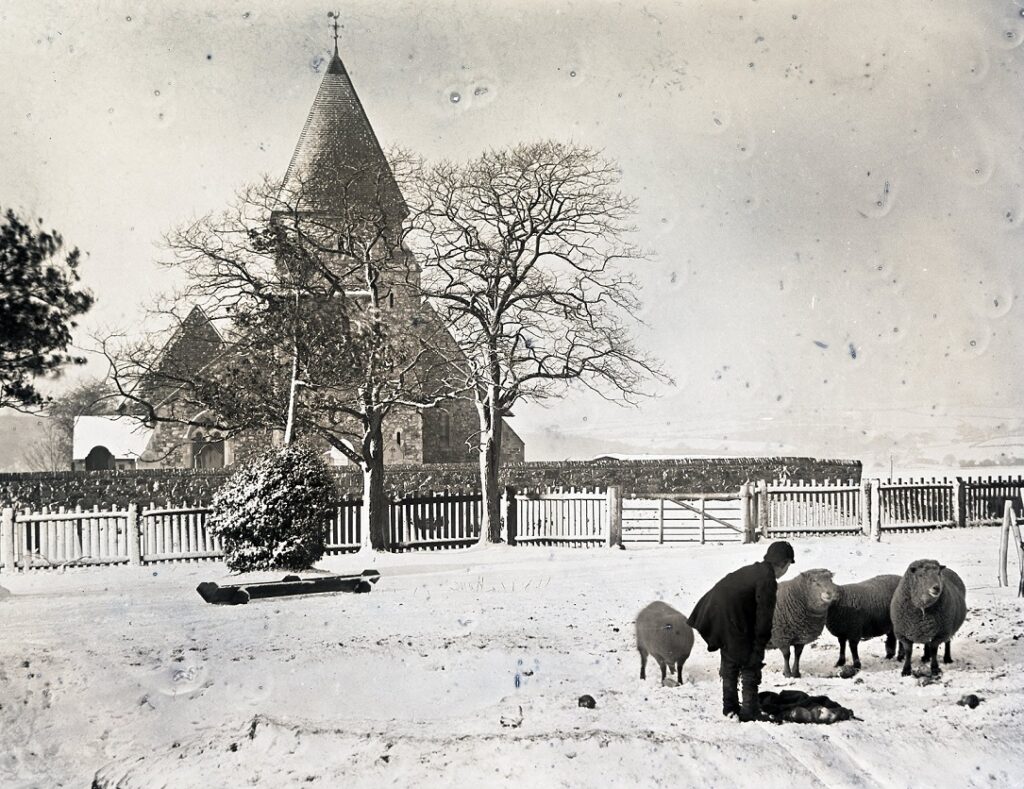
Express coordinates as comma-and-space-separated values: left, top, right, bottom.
689, 541, 795, 721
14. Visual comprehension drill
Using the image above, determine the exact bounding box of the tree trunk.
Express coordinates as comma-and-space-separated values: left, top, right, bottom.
283, 345, 300, 445
477, 398, 504, 543
361, 415, 390, 551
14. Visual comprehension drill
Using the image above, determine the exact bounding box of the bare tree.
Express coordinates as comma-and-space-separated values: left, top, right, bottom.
407, 141, 669, 542
106, 161, 457, 550
20, 418, 67, 472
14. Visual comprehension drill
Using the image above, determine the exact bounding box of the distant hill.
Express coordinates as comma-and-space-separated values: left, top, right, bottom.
0, 414, 58, 472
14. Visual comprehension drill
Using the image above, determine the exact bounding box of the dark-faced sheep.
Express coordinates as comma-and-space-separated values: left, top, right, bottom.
826, 574, 902, 668
767, 569, 839, 678
890, 560, 967, 676
635, 601, 694, 684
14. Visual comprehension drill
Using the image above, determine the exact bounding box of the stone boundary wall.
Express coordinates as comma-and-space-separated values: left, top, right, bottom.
0, 457, 861, 510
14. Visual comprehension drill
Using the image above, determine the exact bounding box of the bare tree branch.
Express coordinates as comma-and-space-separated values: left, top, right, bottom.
105, 162, 463, 549
406, 141, 671, 542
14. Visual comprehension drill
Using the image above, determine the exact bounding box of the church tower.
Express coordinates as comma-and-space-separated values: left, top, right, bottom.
271, 21, 523, 466
115, 20, 525, 470
280, 26, 406, 227
274, 17, 416, 307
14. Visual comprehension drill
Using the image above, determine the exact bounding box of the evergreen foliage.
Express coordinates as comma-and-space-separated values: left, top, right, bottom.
0, 208, 94, 409
209, 444, 336, 572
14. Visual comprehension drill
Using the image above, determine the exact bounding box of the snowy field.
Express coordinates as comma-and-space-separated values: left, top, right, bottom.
1, 529, 1022, 788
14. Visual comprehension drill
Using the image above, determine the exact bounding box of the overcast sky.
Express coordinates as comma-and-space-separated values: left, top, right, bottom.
2, 0, 1022, 472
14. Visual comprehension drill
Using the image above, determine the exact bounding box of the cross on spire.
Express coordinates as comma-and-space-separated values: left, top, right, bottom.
327, 10, 341, 56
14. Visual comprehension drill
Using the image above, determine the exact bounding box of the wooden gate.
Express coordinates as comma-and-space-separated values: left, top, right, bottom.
622, 493, 747, 544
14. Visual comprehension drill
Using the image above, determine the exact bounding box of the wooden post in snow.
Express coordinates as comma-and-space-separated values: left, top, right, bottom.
757, 480, 769, 540
606, 486, 622, 548
953, 477, 967, 529
1000, 500, 1011, 587
502, 487, 517, 546
870, 480, 882, 541
1, 508, 15, 573
126, 503, 142, 566
860, 479, 872, 536
739, 484, 750, 542
1010, 497, 1024, 597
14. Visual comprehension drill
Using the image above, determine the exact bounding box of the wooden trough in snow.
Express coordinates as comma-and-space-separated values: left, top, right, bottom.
196, 569, 381, 605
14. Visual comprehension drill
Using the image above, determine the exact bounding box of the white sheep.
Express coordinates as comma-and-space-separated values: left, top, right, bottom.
890, 560, 967, 677
767, 568, 839, 677
635, 601, 694, 684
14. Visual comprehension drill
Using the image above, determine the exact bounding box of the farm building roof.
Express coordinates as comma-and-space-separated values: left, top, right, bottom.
73, 416, 153, 461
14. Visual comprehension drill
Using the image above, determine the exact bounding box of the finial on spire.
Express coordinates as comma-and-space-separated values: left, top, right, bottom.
327, 10, 341, 56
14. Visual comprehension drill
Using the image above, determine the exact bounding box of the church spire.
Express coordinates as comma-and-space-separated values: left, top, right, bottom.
281, 16, 407, 220
328, 10, 340, 58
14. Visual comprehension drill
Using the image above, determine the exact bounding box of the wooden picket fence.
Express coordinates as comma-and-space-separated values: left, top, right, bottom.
964, 477, 1024, 526
756, 476, 1024, 539
389, 492, 481, 551
0, 497, 367, 570
757, 480, 863, 537
514, 487, 609, 547
0, 487, 622, 570
3, 475, 1022, 570
3, 505, 135, 568
141, 505, 222, 562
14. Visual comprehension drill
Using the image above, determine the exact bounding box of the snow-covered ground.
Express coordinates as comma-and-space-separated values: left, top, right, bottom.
1, 530, 1022, 788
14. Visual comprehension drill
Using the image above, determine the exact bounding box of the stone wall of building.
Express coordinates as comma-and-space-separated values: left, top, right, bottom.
0, 456, 860, 510
384, 406, 425, 465
421, 400, 475, 464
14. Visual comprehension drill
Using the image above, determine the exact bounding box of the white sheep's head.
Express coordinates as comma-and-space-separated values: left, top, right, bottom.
801, 569, 839, 609
904, 559, 946, 610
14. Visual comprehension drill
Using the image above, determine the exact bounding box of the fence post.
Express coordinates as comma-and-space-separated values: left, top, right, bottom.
739, 484, 750, 540
757, 480, 769, 540
1011, 497, 1024, 597
502, 486, 517, 546
1, 508, 15, 573
606, 486, 622, 548
860, 479, 872, 536
126, 503, 142, 566
953, 477, 966, 529
1000, 501, 1011, 587
870, 479, 882, 541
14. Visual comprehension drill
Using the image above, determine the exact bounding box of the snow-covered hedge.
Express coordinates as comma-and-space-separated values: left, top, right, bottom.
209, 444, 336, 572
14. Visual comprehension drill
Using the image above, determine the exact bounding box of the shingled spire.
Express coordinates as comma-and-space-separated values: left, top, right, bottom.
281, 28, 407, 222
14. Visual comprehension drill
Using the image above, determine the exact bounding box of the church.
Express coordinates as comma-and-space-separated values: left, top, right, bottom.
74, 30, 524, 471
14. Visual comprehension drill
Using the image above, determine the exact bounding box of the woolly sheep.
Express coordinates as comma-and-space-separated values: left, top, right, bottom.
767, 569, 839, 678
635, 601, 694, 684
890, 560, 967, 677
825, 574, 902, 668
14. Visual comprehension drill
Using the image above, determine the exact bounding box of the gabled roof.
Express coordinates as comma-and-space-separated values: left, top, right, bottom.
73, 415, 153, 460
136, 306, 225, 408
281, 48, 407, 221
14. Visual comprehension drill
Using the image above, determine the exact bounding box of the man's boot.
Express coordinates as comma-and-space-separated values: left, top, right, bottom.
720, 659, 740, 717
739, 668, 762, 722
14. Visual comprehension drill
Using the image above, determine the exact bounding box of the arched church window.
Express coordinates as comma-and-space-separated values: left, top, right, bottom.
439, 410, 451, 447
388, 291, 395, 309
192, 431, 226, 469
395, 430, 402, 447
